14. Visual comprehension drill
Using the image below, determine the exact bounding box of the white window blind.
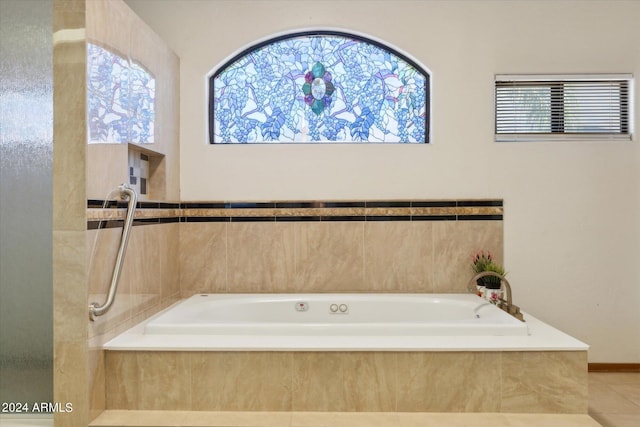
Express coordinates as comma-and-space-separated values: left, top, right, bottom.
495, 74, 632, 141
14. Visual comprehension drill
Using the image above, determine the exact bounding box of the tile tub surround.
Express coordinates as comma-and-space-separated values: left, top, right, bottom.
104, 350, 587, 413
87, 199, 504, 294
90, 199, 504, 420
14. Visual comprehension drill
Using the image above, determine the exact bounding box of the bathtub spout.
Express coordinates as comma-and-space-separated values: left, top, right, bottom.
473, 302, 493, 317
467, 271, 524, 322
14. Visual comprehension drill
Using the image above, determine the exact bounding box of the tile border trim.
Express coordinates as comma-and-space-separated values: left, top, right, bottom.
87, 199, 503, 229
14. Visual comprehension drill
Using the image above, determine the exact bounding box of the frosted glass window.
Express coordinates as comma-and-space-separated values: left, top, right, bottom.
87, 43, 155, 144
209, 31, 429, 143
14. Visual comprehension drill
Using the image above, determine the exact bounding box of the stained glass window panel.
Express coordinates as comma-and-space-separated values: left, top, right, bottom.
210, 32, 429, 143
87, 43, 155, 144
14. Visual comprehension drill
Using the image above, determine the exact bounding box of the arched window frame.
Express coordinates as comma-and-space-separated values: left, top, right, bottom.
207, 29, 431, 144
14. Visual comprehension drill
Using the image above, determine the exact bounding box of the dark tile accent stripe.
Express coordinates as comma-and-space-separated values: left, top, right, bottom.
275, 202, 318, 209
181, 217, 230, 223
321, 216, 367, 221
366, 215, 411, 221
182, 202, 227, 209
322, 202, 366, 208
88, 220, 122, 230
228, 202, 275, 209
457, 215, 503, 221
412, 201, 457, 208
230, 216, 276, 222
366, 201, 411, 208
412, 215, 457, 221
458, 200, 503, 207
88, 199, 119, 208
87, 199, 503, 228
276, 216, 322, 222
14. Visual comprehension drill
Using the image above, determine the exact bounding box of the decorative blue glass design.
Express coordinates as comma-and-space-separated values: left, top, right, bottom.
87, 43, 155, 144
210, 31, 429, 143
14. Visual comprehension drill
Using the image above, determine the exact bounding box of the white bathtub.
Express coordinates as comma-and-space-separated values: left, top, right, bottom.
144, 293, 528, 336
104, 293, 587, 352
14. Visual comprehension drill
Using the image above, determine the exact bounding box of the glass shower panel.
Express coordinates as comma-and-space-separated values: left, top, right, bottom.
0, 0, 53, 405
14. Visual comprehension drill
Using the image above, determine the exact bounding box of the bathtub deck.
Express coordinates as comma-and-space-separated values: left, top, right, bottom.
90, 410, 602, 427
104, 307, 588, 352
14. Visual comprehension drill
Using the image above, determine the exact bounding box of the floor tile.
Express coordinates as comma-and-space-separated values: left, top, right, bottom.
588, 383, 640, 415
589, 413, 640, 427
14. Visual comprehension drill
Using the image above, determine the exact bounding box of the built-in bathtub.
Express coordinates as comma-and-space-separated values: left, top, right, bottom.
105, 293, 587, 351
145, 293, 528, 336
103, 293, 589, 413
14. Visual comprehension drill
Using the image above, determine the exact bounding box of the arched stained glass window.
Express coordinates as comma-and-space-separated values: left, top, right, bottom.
209, 31, 430, 143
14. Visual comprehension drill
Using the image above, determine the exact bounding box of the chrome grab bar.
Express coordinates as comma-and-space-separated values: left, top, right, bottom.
89, 184, 137, 321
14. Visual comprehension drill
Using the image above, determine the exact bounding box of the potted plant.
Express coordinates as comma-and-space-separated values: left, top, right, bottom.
472, 250, 506, 290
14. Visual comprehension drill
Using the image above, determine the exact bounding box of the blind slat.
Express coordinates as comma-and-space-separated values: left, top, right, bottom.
495, 76, 632, 137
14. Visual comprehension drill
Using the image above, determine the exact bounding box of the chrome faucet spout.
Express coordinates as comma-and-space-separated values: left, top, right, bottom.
467, 271, 512, 307
467, 271, 524, 321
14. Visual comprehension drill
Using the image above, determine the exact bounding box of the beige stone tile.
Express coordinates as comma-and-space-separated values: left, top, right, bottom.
53, 230, 88, 343
126, 226, 161, 316
292, 352, 346, 411
106, 352, 192, 411
396, 412, 510, 427
86, 144, 128, 200
87, 225, 135, 337
432, 221, 503, 292
54, 341, 89, 427
294, 222, 364, 292
179, 222, 227, 294
501, 351, 588, 414
364, 222, 433, 292
91, 410, 291, 427
181, 411, 291, 427
53, 32, 86, 232
54, 0, 85, 31
505, 413, 602, 427
291, 411, 399, 427
88, 347, 106, 422
88, 227, 123, 297
190, 352, 292, 411
343, 353, 397, 412
105, 351, 139, 410
159, 223, 180, 299
396, 352, 501, 412
136, 352, 191, 410
228, 222, 295, 292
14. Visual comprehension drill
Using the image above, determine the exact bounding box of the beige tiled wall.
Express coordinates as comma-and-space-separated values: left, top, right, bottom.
52, 0, 180, 424
104, 350, 588, 413
85, 0, 180, 201
179, 220, 503, 295
53, 1, 89, 425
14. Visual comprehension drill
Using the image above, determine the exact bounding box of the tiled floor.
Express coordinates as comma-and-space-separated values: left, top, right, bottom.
588, 372, 640, 427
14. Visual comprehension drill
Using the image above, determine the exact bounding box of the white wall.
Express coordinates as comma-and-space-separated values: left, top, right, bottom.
124, 0, 640, 363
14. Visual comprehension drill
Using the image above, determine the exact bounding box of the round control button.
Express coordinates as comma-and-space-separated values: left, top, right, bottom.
339, 304, 348, 312
330, 304, 339, 312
